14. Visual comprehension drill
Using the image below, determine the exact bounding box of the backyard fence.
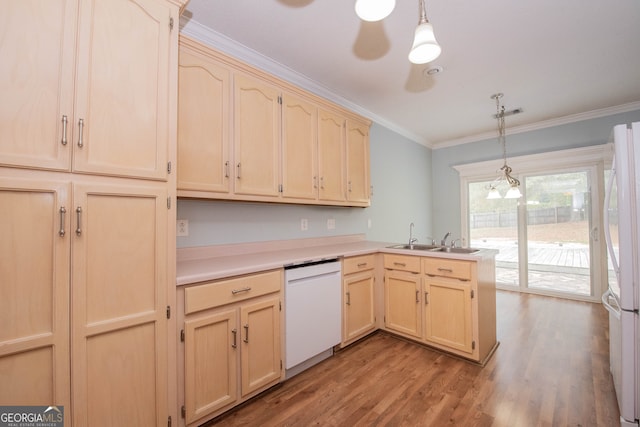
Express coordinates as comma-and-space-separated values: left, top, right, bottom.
470, 206, 583, 228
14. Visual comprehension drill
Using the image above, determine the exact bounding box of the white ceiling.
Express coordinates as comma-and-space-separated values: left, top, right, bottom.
182, 0, 640, 148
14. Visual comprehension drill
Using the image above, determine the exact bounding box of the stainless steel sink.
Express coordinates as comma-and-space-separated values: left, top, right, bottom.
386, 244, 440, 251
431, 247, 480, 254
386, 244, 480, 254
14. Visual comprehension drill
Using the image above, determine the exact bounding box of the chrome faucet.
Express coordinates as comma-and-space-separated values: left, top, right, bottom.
440, 231, 451, 247
408, 222, 418, 248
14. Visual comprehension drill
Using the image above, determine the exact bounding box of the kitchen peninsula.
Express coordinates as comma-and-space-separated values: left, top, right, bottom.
176, 234, 498, 426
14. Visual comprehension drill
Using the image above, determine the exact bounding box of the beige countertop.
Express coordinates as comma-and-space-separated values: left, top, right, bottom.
176, 234, 498, 286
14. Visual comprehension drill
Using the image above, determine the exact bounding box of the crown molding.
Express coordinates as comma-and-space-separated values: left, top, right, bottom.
179, 17, 428, 146
434, 101, 640, 150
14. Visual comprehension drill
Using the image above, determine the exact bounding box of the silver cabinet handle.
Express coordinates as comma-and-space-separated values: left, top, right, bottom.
243, 324, 249, 343
59, 207, 66, 237
231, 328, 237, 348
61, 115, 68, 146
236, 163, 241, 179
313, 176, 318, 189
224, 161, 230, 178
357, 262, 368, 268
425, 291, 429, 304
75, 206, 82, 236
415, 290, 419, 303
437, 267, 453, 273
231, 287, 251, 295
77, 118, 84, 148
348, 181, 352, 192
346, 291, 351, 306
394, 262, 406, 267
320, 176, 325, 189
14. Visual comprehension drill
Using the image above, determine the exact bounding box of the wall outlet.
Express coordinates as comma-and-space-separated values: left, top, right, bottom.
177, 219, 189, 237
327, 218, 335, 230
300, 218, 308, 231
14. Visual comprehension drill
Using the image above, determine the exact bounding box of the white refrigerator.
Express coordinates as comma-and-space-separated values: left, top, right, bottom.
603, 121, 640, 426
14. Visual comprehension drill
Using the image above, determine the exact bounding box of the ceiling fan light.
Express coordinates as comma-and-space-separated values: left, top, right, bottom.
355, 0, 396, 22
408, 22, 441, 64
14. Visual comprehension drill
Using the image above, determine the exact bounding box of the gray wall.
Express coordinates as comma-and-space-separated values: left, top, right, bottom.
177, 122, 433, 247
431, 109, 640, 240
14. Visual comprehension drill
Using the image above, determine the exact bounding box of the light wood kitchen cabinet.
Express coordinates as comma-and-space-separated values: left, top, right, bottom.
233, 73, 281, 198
281, 93, 317, 200
0, 175, 71, 408
346, 119, 371, 204
177, 43, 232, 195
317, 109, 347, 202
0, 170, 171, 426
423, 277, 473, 354
384, 271, 422, 339
383, 254, 497, 364
0, 0, 175, 180
342, 255, 377, 346
180, 270, 283, 426
175, 35, 371, 207
0, 0, 182, 425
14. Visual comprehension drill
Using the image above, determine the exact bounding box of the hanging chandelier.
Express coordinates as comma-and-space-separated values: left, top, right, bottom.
486, 93, 522, 199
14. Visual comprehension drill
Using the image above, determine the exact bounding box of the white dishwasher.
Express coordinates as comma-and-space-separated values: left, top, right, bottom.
284, 258, 341, 378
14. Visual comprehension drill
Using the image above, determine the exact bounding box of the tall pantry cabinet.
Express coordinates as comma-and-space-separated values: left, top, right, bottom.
0, 0, 186, 426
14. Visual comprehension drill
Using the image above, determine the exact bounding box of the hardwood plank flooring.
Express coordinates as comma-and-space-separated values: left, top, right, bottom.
205, 290, 620, 426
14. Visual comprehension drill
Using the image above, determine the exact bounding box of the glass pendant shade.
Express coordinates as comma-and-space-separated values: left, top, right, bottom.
486, 187, 502, 200
355, 0, 396, 22
408, 21, 441, 64
504, 185, 523, 199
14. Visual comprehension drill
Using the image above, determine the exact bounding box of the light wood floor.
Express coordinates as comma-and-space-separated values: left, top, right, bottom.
207, 290, 621, 426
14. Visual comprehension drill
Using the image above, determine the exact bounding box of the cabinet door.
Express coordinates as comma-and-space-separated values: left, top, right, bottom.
345, 119, 370, 204
177, 46, 231, 194
424, 278, 473, 354
317, 110, 346, 202
240, 297, 281, 396
0, 0, 77, 171
233, 74, 280, 197
71, 181, 168, 426
344, 271, 376, 343
384, 270, 422, 338
281, 93, 317, 200
184, 309, 238, 424
73, 0, 175, 180
0, 174, 70, 407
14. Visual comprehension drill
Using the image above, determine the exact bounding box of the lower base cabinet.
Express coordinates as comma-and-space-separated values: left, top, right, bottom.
342, 255, 377, 346
179, 269, 283, 426
383, 254, 496, 363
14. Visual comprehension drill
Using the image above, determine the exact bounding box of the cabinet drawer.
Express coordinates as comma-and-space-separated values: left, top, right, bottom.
343, 254, 376, 275
422, 258, 472, 281
185, 269, 282, 314
383, 254, 420, 273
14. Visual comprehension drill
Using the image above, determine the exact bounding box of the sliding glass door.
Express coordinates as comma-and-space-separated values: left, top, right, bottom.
524, 170, 593, 296
467, 165, 601, 300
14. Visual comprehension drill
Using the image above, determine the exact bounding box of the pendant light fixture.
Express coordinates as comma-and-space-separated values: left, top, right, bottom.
408, 0, 441, 64
486, 93, 522, 199
355, 0, 396, 22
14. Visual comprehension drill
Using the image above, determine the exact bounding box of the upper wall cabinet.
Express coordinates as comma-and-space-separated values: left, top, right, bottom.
176, 35, 371, 207
177, 47, 232, 194
0, 0, 173, 180
346, 119, 371, 204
